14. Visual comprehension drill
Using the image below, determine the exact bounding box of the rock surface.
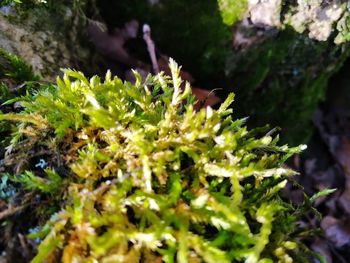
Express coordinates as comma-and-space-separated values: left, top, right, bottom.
0, 2, 94, 80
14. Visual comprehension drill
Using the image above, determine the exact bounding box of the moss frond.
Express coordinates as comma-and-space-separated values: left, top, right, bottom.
0, 60, 314, 262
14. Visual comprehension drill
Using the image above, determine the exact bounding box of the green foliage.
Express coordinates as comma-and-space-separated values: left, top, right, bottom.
0, 82, 12, 102
0, 0, 21, 6
335, 13, 350, 44
11, 169, 63, 194
1, 60, 315, 262
217, 0, 248, 26
0, 48, 38, 82
0, 49, 39, 160
0, 48, 36, 140
309, 188, 337, 204
0, 0, 47, 7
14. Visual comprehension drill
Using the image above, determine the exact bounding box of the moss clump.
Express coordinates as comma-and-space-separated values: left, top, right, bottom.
0, 48, 38, 161
218, 0, 248, 26
0, 47, 38, 82
1, 60, 316, 262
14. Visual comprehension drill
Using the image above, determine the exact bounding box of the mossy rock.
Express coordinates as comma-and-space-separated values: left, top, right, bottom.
226, 28, 350, 144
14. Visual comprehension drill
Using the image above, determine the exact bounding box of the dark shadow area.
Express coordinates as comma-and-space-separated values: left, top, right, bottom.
295, 56, 350, 262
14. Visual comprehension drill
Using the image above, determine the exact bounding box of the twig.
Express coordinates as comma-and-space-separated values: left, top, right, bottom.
143, 24, 159, 74
18, 233, 31, 260
0, 204, 28, 221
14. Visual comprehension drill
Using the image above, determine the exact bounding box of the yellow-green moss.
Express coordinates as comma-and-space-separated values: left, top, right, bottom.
0, 61, 320, 262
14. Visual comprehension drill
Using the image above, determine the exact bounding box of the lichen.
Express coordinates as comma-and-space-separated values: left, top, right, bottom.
284, 0, 346, 41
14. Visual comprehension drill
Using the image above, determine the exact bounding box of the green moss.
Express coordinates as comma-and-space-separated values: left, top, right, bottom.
0, 0, 21, 7
0, 61, 321, 262
226, 29, 349, 144
0, 48, 38, 148
218, 0, 248, 26
0, 47, 38, 82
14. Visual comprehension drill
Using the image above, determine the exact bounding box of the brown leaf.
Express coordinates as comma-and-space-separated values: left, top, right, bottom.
87, 20, 140, 67
192, 87, 221, 108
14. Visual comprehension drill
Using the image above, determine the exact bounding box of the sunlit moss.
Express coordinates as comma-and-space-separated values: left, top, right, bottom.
1, 60, 317, 262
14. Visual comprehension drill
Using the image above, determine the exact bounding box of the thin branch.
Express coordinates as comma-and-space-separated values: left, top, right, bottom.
0, 204, 28, 221
143, 24, 159, 74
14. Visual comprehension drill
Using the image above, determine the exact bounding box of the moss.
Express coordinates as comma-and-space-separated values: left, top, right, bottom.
218, 0, 248, 26
0, 61, 323, 262
0, 47, 38, 81
0, 48, 38, 159
225, 28, 349, 144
